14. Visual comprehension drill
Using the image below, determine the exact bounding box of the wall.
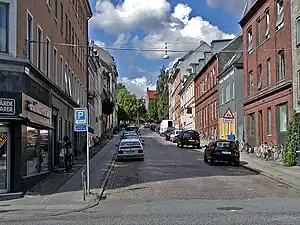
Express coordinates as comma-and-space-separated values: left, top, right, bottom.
3, 0, 17, 56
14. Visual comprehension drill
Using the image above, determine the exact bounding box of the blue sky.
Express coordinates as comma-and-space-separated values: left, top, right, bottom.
88, 0, 246, 97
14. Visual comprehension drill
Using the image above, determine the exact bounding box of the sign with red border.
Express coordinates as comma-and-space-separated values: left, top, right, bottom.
223, 108, 234, 119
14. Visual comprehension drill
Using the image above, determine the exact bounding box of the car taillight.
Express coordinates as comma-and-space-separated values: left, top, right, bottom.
138, 149, 143, 153
118, 150, 123, 154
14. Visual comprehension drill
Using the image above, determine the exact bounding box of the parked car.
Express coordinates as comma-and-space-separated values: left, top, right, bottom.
116, 138, 144, 161
121, 132, 145, 145
177, 130, 200, 149
204, 140, 240, 166
170, 129, 182, 142
144, 123, 150, 129
164, 127, 175, 141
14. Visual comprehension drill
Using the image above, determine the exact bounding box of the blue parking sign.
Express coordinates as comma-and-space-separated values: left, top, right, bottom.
74, 108, 87, 132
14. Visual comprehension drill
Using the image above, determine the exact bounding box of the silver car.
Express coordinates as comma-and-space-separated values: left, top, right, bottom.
116, 138, 144, 161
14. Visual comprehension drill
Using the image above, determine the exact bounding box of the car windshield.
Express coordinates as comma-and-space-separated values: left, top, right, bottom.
183, 131, 199, 138
175, 130, 182, 135
123, 135, 139, 139
120, 141, 141, 149
216, 141, 237, 149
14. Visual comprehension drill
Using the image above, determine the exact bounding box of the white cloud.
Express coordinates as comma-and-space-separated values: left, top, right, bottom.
90, 1, 236, 60
206, 0, 247, 16
93, 40, 106, 47
119, 76, 156, 98
113, 33, 131, 48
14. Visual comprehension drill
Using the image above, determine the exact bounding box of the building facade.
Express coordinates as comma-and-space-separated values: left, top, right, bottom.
0, 0, 91, 195
145, 87, 157, 110
240, 0, 293, 147
291, 0, 300, 136
218, 36, 244, 140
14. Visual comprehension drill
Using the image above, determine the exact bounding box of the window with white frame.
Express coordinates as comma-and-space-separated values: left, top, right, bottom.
277, 50, 285, 81
257, 64, 262, 91
267, 58, 271, 86
46, 0, 51, 8
60, 56, 63, 87
46, 37, 51, 77
27, 11, 33, 59
64, 62, 68, 92
247, 28, 253, 53
265, 10, 270, 39
278, 103, 288, 132
0, 3, 8, 53
267, 108, 272, 135
296, 18, 300, 45
37, 26, 43, 70
225, 83, 230, 102
257, 18, 261, 45
214, 101, 217, 118
53, 48, 57, 83
276, 0, 284, 30
60, 3, 63, 30
248, 71, 254, 95
54, 0, 58, 18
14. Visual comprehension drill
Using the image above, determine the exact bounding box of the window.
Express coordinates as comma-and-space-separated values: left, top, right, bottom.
277, 50, 285, 81
46, 37, 51, 77
247, 28, 253, 53
248, 71, 254, 95
267, 108, 272, 135
265, 10, 270, 39
64, 62, 68, 92
297, 18, 300, 45
257, 18, 261, 45
276, 0, 284, 30
232, 81, 235, 99
267, 58, 271, 86
220, 87, 224, 104
54, 0, 58, 18
46, 0, 51, 7
60, 3, 63, 30
60, 56, 63, 88
37, 26, 43, 70
25, 127, 49, 176
53, 48, 57, 83
225, 83, 230, 102
65, 14, 68, 38
214, 101, 217, 118
27, 11, 33, 59
278, 103, 288, 132
0, 3, 8, 53
248, 114, 255, 137
257, 64, 262, 91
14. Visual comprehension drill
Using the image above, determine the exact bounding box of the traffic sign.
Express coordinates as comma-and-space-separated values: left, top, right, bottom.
224, 119, 232, 123
74, 108, 87, 124
74, 124, 87, 132
223, 108, 234, 119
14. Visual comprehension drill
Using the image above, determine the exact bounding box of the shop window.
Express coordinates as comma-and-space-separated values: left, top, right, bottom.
25, 127, 49, 176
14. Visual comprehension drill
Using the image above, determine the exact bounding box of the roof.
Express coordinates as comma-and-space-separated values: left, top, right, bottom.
239, 0, 265, 27
147, 90, 157, 99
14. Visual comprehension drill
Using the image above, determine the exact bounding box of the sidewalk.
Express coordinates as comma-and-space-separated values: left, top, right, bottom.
240, 153, 300, 191
0, 136, 118, 219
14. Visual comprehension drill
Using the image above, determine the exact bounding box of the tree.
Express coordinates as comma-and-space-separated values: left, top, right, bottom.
283, 111, 298, 167
147, 99, 158, 122
156, 66, 169, 121
117, 84, 140, 122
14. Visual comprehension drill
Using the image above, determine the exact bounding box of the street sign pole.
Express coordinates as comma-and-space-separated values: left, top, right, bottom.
74, 108, 89, 194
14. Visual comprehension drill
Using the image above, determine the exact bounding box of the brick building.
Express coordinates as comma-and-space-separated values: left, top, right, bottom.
0, 0, 91, 194
239, 0, 293, 147
145, 87, 157, 110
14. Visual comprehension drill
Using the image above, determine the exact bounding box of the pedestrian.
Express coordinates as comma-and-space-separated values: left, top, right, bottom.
63, 136, 72, 172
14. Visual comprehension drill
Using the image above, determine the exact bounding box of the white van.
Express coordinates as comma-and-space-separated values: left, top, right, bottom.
159, 120, 173, 134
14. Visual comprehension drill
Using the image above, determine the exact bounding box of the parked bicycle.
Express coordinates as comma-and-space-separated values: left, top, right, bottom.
255, 141, 272, 159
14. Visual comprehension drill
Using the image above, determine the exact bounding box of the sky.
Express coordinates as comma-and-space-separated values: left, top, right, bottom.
88, 0, 247, 98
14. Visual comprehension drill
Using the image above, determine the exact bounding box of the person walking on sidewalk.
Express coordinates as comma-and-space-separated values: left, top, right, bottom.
63, 136, 73, 172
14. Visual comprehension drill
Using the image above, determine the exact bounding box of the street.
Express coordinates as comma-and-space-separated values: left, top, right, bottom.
2, 128, 300, 224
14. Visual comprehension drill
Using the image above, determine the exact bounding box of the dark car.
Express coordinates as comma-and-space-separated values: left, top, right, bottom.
204, 140, 240, 166
177, 130, 200, 148
126, 125, 139, 133
164, 127, 175, 141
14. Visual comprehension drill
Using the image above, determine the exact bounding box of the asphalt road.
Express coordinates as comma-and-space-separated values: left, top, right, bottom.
2, 128, 300, 224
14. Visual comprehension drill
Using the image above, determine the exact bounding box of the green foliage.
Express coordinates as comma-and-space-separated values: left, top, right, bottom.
283, 111, 298, 167
155, 66, 169, 121
147, 99, 158, 121
117, 84, 145, 122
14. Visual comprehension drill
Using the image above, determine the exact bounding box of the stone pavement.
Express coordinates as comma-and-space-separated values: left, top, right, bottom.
0, 136, 119, 219
240, 153, 300, 191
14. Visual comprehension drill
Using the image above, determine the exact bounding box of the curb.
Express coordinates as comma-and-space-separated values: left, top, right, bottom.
240, 163, 300, 193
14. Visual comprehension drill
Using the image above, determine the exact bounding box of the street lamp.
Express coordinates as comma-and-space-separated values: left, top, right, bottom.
163, 42, 169, 59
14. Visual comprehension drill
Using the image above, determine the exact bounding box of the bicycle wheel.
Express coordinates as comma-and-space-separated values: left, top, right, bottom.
255, 146, 263, 157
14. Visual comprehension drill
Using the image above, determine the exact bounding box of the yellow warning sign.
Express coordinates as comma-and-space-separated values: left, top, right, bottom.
0, 132, 7, 148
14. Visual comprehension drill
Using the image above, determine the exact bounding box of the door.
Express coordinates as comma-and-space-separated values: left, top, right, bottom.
0, 126, 10, 193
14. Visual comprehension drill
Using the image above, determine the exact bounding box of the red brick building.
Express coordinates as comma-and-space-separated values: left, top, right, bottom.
240, 0, 293, 146
194, 57, 219, 137
145, 87, 157, 110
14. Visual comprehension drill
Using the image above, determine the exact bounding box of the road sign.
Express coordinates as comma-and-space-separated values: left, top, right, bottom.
223, 108, 234, 119
74, 124, 87, 132
74, 108, 87, 132
75, 108, 87, 124
224, 119, 232, 123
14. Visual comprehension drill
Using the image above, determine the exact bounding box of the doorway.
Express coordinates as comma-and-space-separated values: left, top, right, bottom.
0, 126, 10, 193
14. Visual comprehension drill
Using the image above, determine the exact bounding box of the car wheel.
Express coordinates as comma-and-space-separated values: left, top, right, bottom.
204, 153, 208, 163
233, 159, 240, 167
195, 144, 200, 149
209, 157, 214, 165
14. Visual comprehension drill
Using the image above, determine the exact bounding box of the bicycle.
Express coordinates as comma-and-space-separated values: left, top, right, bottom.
272, 144, 284, 162
255, 141, 271, 159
